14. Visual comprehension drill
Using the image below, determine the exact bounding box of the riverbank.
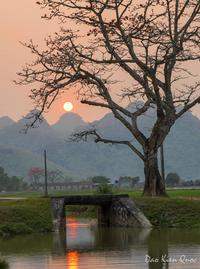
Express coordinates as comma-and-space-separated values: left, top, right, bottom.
1, 190, 200, 236
135, 197, 200, 228
0, 198, 52, 236
65, 196, 200, 228
0, 258, 9, 269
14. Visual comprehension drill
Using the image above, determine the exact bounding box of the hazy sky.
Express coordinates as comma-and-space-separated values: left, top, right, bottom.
1, 1, 200, 123
0, 0, 108, 123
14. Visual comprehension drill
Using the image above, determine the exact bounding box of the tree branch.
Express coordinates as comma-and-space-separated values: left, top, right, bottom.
71, 129, 144, 161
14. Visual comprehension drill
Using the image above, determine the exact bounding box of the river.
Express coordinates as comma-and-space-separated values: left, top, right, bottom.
1, 217, 200, 269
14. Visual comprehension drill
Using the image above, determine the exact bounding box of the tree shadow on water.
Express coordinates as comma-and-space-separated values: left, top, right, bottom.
146, 229, 169, 269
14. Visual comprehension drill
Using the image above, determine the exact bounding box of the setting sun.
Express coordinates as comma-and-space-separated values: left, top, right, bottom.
64, 102, 73, 112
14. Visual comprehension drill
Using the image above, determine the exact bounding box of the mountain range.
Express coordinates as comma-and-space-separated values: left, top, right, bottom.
0, 107, 200, 181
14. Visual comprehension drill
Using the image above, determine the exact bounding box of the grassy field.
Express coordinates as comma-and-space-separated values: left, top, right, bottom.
2, 188, 200, 199
1, 188, 200, 235
0, 258, 9, 269
0, 198, 52, 236
123, 188, 200, 199
135, 197, 200, 228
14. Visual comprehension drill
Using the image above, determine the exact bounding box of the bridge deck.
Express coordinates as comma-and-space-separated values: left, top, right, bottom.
51, 194, 129, 205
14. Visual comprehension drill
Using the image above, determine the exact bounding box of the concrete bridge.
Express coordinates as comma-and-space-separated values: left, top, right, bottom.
51, 194, 151, 232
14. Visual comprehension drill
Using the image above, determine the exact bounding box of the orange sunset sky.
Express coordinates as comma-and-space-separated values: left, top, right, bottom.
0, 0, 108, 123
1, 1, 200, 123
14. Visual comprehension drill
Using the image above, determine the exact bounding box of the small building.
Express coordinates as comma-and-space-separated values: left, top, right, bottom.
117, 176, 140, 189
35, 181, 95, 191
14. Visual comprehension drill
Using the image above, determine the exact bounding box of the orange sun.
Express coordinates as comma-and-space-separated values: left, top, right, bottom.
64, 102, 73, 112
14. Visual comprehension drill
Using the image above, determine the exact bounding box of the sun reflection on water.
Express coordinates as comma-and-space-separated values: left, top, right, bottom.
67, 217, 78, 239
67, 251, 79, 269
66, 216, 91, 239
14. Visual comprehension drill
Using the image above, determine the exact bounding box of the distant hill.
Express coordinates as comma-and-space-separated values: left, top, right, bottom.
38, 109, 200, 181
52, 112, 87, 138
0, 111, 60, 152
0, 144, 75, 180
1, 108, 200, 180
0, 116, 15, 130
44, 141, 144, 180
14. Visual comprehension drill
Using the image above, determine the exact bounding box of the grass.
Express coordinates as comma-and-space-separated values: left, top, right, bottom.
66, 205, 97, 218
134, 197, 200, 228
0, 258, 9, 269
167, 188, 200, 198
0, 198, 52, 236
2, 188, 200, 199
117, 188, 200, 199
63, 188, 200, 228
1, 188, 200, 234
0, 190, 93, 198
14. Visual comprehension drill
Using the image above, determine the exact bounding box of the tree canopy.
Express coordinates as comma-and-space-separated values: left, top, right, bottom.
17, 0, 200, 196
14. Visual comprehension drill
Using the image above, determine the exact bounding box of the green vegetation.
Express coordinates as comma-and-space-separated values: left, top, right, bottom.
167, 189, 200, 198
166, 173, 181, 187
1, 188, 200, 235
0, 144, 72, 179
0, 258, 9, 269
91, 176, 111, 184
118, 176, 140, 188
3, 188, 200, 199
125, 188, 200, 199
120, 189, 200, 228
135, 197, 200, 228
0, 198, 52, 236
0, 167, 27, 192
64, 189, 200, 228
95, 183, 113, 194
66, 205, 97, 218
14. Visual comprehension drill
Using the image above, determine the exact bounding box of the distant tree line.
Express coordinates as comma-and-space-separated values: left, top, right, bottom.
90, 176, 111, 184
165, 173, 200, 188
0, 167, 28, 192
28, 167, 65, 190
90, 175, 140, 189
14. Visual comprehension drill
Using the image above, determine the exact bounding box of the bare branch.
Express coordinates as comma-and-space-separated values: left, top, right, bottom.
71, 128, 144, 160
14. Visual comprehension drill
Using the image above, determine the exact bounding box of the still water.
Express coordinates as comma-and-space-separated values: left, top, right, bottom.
1, 217, 200, 269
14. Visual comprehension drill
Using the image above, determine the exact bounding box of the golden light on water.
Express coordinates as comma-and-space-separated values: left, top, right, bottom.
63, 101, 73, 112
67, 251, 79, 269
67, 217, 78, 238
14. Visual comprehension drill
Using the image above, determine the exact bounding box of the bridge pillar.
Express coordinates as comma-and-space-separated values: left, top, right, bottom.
51, 197, 66, 232
97, 205, 111, 226
52, 231, 66, 255
109, 197, 152, 227
51, 195, 151, 232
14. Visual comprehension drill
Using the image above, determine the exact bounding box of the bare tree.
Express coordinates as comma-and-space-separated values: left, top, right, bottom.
28, 167, 44, 190
17, 0, 200, 196
48, 169, 63, 183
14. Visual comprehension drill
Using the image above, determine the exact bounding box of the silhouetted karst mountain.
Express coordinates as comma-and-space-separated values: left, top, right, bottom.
0, 110, 60, 152
52, 112, 87, 138
46, 108, 200, 180
0, 144, 74, 179
0, 116, 15, 130
1, 108, 200, 180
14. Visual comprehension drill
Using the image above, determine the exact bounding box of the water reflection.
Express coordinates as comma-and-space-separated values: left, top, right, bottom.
147, 229, 169, 269
1, 217, 200, 269
67, 217, 78, 238
67, 251, 79, 269
66, 217, 95, 250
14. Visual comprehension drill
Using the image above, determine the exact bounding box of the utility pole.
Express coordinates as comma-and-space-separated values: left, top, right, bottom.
160, 143, 165, 182
44, 150, 48, 197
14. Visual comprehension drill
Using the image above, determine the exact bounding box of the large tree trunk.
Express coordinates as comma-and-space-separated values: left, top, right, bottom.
143, 149, 167, 196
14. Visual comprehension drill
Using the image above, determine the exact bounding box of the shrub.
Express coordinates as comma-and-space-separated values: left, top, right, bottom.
0, 258, 9, 269
95, 183, 113, 194
166, 173, 181, 187
91, 176, 111, 184
0, 223, 33, 235
0, 198, 53, 235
